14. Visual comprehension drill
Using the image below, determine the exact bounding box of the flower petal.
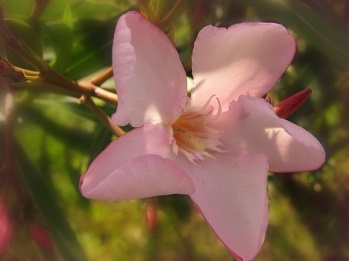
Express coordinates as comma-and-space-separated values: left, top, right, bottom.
191, 22, 295, 112
111, 11, 187, 127
82, 154, 194, 200
181, 154, 269, 261
216, 96, 326, 172
80, 124, 195, 200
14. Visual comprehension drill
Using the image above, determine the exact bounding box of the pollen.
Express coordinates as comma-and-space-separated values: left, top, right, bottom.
170, 97, 225, 163
172, 121, 206, 152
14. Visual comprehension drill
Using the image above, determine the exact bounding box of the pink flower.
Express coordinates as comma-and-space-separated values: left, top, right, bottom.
80, 12, 325, 260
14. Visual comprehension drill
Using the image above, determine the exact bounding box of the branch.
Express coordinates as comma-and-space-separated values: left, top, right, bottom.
83, 97, 125, 137
90, 67, 113, 86
0, 8, 123, 135
0, 9, 118, 105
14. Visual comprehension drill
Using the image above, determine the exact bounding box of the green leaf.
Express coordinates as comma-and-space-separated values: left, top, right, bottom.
43, 21, 74, 74
70, 0, 123, 20
17, 99, 95, 152
16, 142, 87, 261
41, 0, 72, 20
249, 0, 349, 67
4, 18, 42, 69
63, 4, 74, 29
1, 0, 33, 19
40, 0, 131, 21
64, 19, 117, 79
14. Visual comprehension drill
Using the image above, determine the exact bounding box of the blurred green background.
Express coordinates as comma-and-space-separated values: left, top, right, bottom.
0, 0, 348, 260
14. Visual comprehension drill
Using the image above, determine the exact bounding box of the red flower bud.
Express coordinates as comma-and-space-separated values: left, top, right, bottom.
29, 224, 54, 252
0, 197, 14, 254
274, 88, 312, 119
145, 205, 157, 231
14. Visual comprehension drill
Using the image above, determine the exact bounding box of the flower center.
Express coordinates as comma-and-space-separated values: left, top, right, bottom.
170, 98, 225, 163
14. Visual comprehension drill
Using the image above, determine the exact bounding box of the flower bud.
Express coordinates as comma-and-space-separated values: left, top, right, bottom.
274, 88, 312, 119
145, 204, 157, 230
29, 224, 54, 252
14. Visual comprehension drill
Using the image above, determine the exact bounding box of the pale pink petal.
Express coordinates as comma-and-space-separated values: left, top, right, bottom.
111, 11, 187, 127
80, 124, 195, 200
191, 22, 295, 112
216, 96, 326, 172
180, 154, 269, 261
82, 154, 194, 200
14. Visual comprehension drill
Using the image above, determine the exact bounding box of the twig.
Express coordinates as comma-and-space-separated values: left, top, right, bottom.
1, 8, 123, 134
90, 67, 113, 87
14, 67, 40, 77
77, 81, 118, 104
83, 97, 124, 137
0, 10, 118, 105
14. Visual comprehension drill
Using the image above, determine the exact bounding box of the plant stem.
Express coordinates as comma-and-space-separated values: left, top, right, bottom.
1, 8, 121, 134
90, 67, 113, 86
1, 10, 118, 105
83, 97, 124, 136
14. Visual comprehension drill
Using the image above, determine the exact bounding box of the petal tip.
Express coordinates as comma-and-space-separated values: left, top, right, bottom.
79, 174, 91, 199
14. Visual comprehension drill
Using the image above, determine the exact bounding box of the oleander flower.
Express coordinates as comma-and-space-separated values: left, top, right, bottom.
80, 11, 325, 260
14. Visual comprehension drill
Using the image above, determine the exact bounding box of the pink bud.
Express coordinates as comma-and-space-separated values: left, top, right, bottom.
274, 88, 312, 119
0, 197, 14, 254
29, 224, 54, 252
145, 205, 157, 230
